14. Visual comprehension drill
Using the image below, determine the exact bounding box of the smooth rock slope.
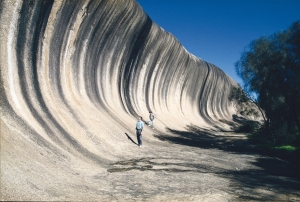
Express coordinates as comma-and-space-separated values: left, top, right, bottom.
0, 0, 247, 200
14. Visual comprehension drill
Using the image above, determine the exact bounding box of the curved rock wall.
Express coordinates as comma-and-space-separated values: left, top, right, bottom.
0, 0, 239, 199
1, 0, 237, 155
0, 0, 238, 189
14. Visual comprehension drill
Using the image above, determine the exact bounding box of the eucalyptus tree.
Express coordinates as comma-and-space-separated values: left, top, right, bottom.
234, 21, 300, 144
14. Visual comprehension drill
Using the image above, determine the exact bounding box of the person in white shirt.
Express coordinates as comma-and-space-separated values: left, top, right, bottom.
147, 111, 155, 129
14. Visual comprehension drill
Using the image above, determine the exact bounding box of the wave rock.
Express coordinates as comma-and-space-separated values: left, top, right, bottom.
0, 0, 238, 199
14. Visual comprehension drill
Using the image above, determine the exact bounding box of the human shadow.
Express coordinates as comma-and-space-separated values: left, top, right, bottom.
153, 124, 300, 199
125, 133, 138, 145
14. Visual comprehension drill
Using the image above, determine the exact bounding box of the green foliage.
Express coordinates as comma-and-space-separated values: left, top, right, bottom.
235, 20, 300, 145
234, 121, 260, 133
247, 132, 299, 164
270, 122, 300, 145
274, 145, 298, 152
229, 86, 262, 120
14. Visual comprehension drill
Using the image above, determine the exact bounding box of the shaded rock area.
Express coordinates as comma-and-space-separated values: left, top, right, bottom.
1, 0, 299, 201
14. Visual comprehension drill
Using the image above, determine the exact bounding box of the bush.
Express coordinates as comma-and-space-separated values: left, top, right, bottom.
274, 145, 297, 152
271, 123, 300, 146
234, 121, 260, 133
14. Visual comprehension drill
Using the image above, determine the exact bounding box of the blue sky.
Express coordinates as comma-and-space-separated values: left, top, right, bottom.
136, 0, 300, 84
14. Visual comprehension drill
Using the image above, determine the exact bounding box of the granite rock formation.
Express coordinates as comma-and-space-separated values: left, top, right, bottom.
0, 0, 240, 200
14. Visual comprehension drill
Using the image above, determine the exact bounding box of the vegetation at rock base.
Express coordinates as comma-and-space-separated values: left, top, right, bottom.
230, 20, 300, 161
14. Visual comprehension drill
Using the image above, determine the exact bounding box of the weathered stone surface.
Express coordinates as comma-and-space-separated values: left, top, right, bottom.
1, 0, 299, 201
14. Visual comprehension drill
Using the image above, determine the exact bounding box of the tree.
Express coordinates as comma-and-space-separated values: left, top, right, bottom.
235, 21, 300, 145
229, 85, 264, 122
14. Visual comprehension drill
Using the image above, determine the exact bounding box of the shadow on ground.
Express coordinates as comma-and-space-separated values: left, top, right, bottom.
150, 124, 300, 200
105, 125, 300, 200
155, 124, 300, 176
125, 133, 138, 145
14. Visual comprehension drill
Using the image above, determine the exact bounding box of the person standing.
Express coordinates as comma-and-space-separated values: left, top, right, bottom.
147, 111, 155, 129
136, 117, 144, 147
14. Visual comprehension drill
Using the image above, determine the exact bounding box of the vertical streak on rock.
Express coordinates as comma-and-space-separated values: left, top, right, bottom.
16, 0, 59, 142
5, 0, 22, 111
197, 62, 212, 124
0, 0, 238, 165
121, 15, 152, 117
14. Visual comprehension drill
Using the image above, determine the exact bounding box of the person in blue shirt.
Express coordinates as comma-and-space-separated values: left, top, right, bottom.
136, 117, 144, 147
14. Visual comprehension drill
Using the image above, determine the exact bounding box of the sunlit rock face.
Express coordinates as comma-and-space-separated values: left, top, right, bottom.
1, 0, 237, 199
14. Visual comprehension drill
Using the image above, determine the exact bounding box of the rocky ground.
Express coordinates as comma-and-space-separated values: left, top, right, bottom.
3, 124, 299, 201
103, 127, 300, 201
